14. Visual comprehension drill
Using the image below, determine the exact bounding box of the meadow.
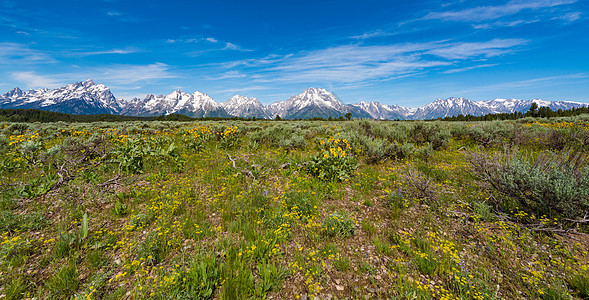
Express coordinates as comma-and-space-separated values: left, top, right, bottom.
0, 116, 588, 299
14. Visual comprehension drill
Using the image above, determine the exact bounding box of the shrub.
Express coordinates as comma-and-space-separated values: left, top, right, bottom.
277, 133, 306, 150
466, 121, 512, 147
112, 138, 145, 174
410, 122, 450, 150
364, 139, 414, 163
321, 211, 355, 238
306, 148, 356, 181
470, 149, 589, 220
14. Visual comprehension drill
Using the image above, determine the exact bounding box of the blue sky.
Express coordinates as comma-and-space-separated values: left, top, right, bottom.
1, 0, 588, 106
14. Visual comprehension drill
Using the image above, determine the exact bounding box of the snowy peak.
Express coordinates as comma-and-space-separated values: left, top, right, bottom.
0, 79, 122, 114
410, 97, 493, 119
350, 101, 412, 119
289, 87, 344, 110
478, 98, 583, 114
267, 87, 349, 119
223, 95, 269, 118
4, 87, 24, 98
122, 89, 228, 118
1, 81, 587, 119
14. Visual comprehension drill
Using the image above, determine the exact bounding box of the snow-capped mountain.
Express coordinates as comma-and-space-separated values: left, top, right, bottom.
266, 87, 372, 119
410, 97, 493, 120
0, 79, 123, 115
350, 101, 414, 120
478, 98, 584, 114
1, 80, 587, 119
121, 90, 230, 118
267, 87, 348, 119
222, 95, 269, 119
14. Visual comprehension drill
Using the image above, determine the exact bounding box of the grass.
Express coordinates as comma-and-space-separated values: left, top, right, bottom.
45, 260, 79, 298
0, 118, 588, 299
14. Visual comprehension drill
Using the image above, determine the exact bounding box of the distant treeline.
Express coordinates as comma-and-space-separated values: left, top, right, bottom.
1, 105, 588, 123
0, 109, 280, 123
439, 105, 589, 121
0, 109, 154, 122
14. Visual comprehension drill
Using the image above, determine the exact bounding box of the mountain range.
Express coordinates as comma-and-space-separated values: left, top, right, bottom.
1, 79, 587, 120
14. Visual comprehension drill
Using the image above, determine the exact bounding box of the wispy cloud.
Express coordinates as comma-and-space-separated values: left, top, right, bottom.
222, 86, 274, 94
422, 0, 577, 22
9, 63, 177, 90
68, 47, 140, 56
92, 63, 178, 85
349, 30, 394, 40
455, 73, 589, 96
222, 39, 526, 84
472, 19, 539, 29
207, 71, 247, 80
553, 11, 582, 23
105, 9, 139, 22
443, 64, 498, 74
166, 37, 220, 44
0, 42, 56, 64
426, 39, 527, 59
12, 72, 62, 89
106, 10, 122, 16
222, 42, 252, 51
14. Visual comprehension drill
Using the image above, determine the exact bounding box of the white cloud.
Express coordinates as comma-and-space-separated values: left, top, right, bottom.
349, 30, 393, 40
9, 63, 177, 90
92, 63, 178, 85
553, 11, 582, 22
454, 73, 589, 95
69, 47, 139, 56
223, 42, 252, 51
423, 0, 576, 22
207, 71, 247, 80
166, 37, 221, 44
426, 39, 527, 59
443, 64, 498, 74
222, 86, 274, 94
12, 72, 62, 89
107, 10, 122, 16
0, 42, 56, 64
222, 39, 526, 84
472, 19, 539, 29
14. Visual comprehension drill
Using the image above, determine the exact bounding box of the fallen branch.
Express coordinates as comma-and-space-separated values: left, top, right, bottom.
99, 175, 121, 187
226, 152, 256, 181
226, 153, 237, 169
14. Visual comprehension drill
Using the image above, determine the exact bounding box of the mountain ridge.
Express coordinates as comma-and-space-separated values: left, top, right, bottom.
1, 80, 587, 120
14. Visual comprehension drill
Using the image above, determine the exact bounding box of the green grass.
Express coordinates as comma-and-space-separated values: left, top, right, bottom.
45, 260, 80, 298
0, 119, 588, 299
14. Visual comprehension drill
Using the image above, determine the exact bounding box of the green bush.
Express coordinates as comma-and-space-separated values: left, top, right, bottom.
306, 149, 357, 181
277, 133, 306, 150
470, 150, 589, 220
112, 138, 146, 174
410, 122, 450, 150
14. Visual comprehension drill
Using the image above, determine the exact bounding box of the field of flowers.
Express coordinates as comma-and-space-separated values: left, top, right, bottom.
0, 117, 588, 299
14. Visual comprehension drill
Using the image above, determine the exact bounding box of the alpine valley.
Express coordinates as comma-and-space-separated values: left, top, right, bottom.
1, 79, 586, 120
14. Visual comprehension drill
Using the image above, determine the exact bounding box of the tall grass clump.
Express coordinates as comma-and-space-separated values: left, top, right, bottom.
321, 211, 355, 238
